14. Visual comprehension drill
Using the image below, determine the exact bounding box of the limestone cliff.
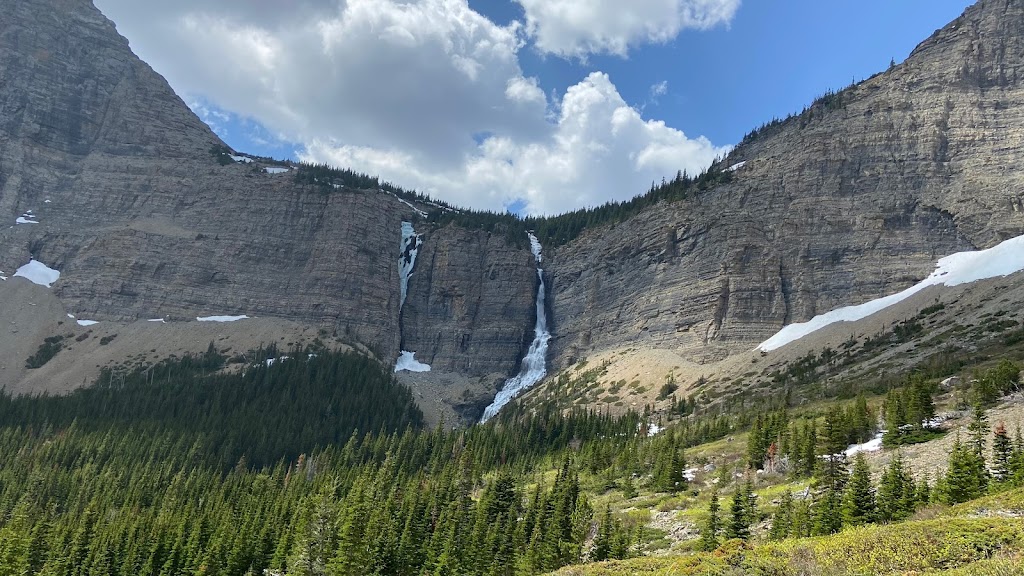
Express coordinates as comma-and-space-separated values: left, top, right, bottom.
0, 0, 537, 385
545, 0, 1024, 369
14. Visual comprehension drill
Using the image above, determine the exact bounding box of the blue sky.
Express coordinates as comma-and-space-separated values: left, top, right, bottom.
95, 0, 974, 214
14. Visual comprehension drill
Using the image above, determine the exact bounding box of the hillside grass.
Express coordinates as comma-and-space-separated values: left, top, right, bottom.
551, 512, 1024, 575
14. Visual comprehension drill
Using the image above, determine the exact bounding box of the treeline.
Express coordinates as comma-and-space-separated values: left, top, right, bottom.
430, 164, 734, 249
0, 346, 423, 469
288, 156, 738, 251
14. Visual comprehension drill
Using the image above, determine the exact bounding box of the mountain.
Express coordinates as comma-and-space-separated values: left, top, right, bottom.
1, 0, 1023, 422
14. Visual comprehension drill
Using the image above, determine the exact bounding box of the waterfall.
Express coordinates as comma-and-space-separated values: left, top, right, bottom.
398, 221, 421, 312
481, 233, 550, 422
396, 221, 430, 373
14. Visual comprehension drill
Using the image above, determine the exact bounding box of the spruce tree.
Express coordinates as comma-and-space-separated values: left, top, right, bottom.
942, 433, 988, 504
992, 421, 1012, 482
967, 402, 989, 458
726, 481, 754, 541
842, 453, 876, 526
769, 490, 793, 541
1010, 425, 1024, 487
699, 490, 721, 551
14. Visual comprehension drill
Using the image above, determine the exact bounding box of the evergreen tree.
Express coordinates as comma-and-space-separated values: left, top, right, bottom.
942, 433, 988, 504
699, 490, 721, 551
591, 506, 614, 562
842, 453, 876, 526
992, 421, 1012, 482
877, 454, 913, 522
967, 402, 989, 458
1009, 425, 1024, 487
768, 490, 793, 541
726, 481, 755, 541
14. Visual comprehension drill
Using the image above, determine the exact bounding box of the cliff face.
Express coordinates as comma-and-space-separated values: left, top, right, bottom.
2, 0, 1024, 399
545, 0, 1024, 369
0, 0, 537, 382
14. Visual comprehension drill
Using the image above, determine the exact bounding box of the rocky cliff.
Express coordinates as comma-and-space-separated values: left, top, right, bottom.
2, 0, 1023, 413
546, 0, 1024, 370
0, 0, 538, 387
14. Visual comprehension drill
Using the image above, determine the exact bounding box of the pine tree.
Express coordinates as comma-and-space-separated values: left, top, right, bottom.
699, 490, 721, 551
726, 481, 754, 541
967, 402, 989, 457
842, 453, 876, 526
1010, 425, 1024, 487
942, 433, 988, 504
992, 421, 1012, 482
812, 487, 843, 536
591, 506, 614, 562
769, 490, 793, 541
883, 389, 907, 446
877, 453, 913, 522
915, 477, 931, 505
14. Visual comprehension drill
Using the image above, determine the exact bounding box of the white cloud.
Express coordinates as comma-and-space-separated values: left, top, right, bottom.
650, 80, 669, 98
304, 72, 730, 215
95, 0, 730, 215
97, 0, 547, 168
517, 0, 740, 58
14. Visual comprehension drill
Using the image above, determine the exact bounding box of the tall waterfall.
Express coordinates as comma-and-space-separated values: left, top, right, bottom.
398, 221, 421, 312
396, 221, 430, 373
481, 233, 550, 422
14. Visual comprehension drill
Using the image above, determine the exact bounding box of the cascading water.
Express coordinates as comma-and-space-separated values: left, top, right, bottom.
481, 233, 550, 421
396, 221, 430, 373
398, 221, 421, 312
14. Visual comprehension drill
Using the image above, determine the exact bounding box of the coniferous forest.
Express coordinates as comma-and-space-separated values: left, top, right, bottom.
0, 347, 1022, 575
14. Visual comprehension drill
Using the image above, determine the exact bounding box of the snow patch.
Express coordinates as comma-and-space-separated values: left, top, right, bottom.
758, 233, 1024, 351
726, 161, 747, 172
76, 320, 99, 327
385, 190, 428, 218
148, 318, 166, 323
16, 217, 39, 224
640, 422, 664, 437
229, 154, 253, 163
395, 351, 431, 373
196, 315, 249, 322
844, 432, 884, 457
266, 356, 290, 367
14, 260, 60, 288
265, 166, 290, 174
482, 233, 550, 422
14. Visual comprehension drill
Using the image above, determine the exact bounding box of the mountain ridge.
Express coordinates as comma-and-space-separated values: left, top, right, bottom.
1, 0, 1023, 423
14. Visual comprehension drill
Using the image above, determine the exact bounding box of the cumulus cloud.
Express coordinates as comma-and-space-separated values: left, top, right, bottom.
97, 0, 547, 168
94, 0, 731, 215
517, 0, 740, 58
304, 73, 730, 215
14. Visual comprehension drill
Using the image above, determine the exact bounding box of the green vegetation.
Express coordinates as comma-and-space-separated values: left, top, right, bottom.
25, 334, 65, 368
1, 332, 1022, 575
553, 517, 1024, 575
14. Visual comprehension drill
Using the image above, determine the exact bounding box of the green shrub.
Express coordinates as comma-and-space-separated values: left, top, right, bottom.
26, 335, 65, 369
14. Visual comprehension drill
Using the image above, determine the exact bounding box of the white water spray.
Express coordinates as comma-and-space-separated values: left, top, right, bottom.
481, 233, 550, 422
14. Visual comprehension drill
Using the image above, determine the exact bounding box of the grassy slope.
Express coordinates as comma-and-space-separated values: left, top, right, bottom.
551, 499, 1024, 575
